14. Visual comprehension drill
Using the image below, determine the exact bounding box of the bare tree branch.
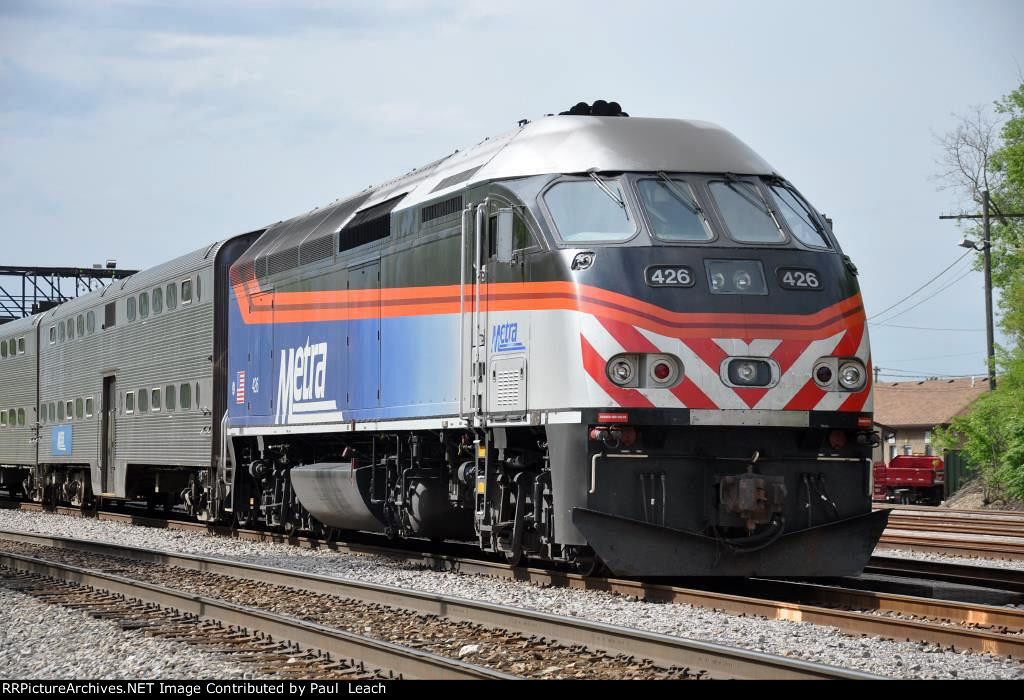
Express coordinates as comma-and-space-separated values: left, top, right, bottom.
932, 104, 1006, 208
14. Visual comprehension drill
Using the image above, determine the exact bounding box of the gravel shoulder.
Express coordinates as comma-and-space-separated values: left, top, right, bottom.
1, 509, 1023, 680
0, 585, 273, 680
877, 546, 1024, 571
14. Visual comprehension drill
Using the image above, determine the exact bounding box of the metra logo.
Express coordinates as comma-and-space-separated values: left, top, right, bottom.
491, 322, 526, 353
275, 338, 342, 425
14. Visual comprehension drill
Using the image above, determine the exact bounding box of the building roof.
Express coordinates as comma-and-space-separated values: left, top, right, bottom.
874, 376, 989, 428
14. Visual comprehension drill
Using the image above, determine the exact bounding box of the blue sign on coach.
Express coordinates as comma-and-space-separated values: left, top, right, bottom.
51, 425, 72, 456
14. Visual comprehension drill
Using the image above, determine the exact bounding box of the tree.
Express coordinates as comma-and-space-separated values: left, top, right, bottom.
934, 80, 1024, 502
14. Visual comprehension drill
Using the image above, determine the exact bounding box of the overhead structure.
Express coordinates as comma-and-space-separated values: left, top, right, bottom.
0, 265, 138, 324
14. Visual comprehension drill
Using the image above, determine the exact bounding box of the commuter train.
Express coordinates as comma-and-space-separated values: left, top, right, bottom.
0, 103, 887, 576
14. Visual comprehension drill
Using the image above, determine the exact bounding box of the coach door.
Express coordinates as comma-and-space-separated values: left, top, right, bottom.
347, 261, 381, 411
101, 375, 116, 494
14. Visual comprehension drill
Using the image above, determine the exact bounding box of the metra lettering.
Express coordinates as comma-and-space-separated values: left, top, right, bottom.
276, 338, 328, 423
491, 322, 525, 353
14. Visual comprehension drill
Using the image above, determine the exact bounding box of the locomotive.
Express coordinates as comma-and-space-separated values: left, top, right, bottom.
0, 103, 888, 576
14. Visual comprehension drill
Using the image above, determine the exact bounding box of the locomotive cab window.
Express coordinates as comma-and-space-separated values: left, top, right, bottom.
767, 183, 831, 249
635, 177, 713, 242
543, 178, 636, 242
709, 180, 785, 244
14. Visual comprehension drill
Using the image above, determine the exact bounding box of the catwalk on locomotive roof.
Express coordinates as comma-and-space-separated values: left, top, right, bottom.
0, 101, 888, 576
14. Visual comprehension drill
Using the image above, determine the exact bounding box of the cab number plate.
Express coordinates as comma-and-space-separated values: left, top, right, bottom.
645, 265, 695, 287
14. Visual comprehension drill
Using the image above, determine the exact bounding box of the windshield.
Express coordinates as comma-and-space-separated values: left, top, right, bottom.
767, 183, 831, 248
544, 179, 635, 242
708, 180, 784, 244
636, 178, 712, 242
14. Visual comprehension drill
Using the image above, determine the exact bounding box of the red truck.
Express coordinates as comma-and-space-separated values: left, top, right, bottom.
873, 455, 945, 505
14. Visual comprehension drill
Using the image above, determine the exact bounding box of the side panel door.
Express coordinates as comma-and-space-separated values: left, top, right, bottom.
101, 375, 116, 494
347, 261, 381, 412
245, 291, 274, 417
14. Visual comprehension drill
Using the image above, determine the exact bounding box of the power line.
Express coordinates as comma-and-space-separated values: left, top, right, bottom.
869, 264, 976, 325
865, 249, 972, 321
868, 323, 985, 332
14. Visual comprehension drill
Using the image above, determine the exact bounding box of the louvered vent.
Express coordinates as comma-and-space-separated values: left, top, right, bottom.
495, 369, 521, 408
340, 194, 406, 253
431, 166, 481, 193
421, 196, 463, 223
230, 260, 256, 286
266, 246, 300, 277
299, 234, 335, 265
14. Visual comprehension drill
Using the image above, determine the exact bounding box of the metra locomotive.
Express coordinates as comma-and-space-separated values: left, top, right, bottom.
0, 103, 888, 576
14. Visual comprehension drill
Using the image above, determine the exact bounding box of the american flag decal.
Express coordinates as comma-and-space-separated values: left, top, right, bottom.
236, 370, 246, 405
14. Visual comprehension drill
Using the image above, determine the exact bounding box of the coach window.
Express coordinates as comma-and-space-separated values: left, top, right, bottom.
57, 402, 65, 421
179, 382, 192, 410
49, 326, 56, 344
1, 411, 6, 427
38, 405, 45, 425
77, 315, 85, 337
195, 382, 201, 409
166, 283, 177, 310
18, 409, 25, 426
49, 402, 55, 421
165, 385, 176, 412
87, 311, 96, 335
18, 337, 25, 353
75, 398, 83, 420
138, 388, 149, 413
65, 400, 73, 420
1, 342, 6, 359
125, 392, 135, 415
127, 296, 137, 321
181, 279, 193, 305
195, 275, 202, 302
139, 291, 149, 319
9, 339, 15, 355
153, 287, 163, 314
105, 302, 116, 329
152, 388, 161, 412
708, 180, 785, 244
59, 323, 66, 342
67, 318, 74, 340
85, 397, 94, 418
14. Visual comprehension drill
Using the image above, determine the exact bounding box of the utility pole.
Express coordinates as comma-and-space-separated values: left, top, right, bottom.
940, 193, 1024, 392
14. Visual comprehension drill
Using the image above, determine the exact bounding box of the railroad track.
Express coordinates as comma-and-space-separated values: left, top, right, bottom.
0, 530, 866, 680
2, 525, 1023, 663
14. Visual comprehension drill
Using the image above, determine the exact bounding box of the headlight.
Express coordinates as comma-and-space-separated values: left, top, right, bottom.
838, 361, 866, 390
726, 358, 773, 387
607, 355, 638, 386
704, 260, 768, 295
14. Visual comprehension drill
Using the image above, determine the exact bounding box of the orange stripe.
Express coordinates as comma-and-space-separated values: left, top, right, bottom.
233, 280, 866, 341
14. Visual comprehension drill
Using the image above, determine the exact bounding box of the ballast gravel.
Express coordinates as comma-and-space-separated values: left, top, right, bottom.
0, 585, 272, 680
877, 546, 1024, 571
1, 509, 1023, 680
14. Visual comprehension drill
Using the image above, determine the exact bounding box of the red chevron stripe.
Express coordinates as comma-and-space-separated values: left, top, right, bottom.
580, 335, 655, 408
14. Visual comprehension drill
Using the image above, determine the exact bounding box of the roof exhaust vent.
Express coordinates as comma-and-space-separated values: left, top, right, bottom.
559, 100, 629, 117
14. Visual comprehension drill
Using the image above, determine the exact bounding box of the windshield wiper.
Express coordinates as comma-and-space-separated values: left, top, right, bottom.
657, 172, 705, 218
587, 168, 626, 211
724, 176, 784, 235
769, 181, 826, 234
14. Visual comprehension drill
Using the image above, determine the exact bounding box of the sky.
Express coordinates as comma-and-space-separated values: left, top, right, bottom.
1, 0, 1022, 380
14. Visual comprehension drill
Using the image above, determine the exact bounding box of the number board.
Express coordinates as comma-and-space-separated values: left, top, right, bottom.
777, 268, 822, 290
645, 265, 695, 287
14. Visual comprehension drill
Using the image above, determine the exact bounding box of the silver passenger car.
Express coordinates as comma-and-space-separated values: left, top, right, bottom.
25, 232, 257, 511
0, 315, 41, 495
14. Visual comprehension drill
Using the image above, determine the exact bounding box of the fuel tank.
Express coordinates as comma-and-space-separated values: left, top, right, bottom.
290, 462, 384, 531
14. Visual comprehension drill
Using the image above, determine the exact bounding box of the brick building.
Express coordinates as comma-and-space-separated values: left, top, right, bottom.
872, 376, 989, 464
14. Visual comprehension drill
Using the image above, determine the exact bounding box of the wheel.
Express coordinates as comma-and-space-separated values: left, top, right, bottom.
574, 548, 608, 577
504, 547, 526, 568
